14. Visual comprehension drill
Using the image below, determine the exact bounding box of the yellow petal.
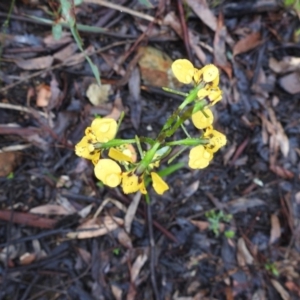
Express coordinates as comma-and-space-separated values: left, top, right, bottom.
197, 88, 210, 99
75, 136, 101, 161
108, 148, 133, 163
122, 172, 146, 194
91, 118, 117, 143
94, 159, 121, 187
201, 64, 219, 83
150, 172, 169, 195
191, 108, 214, 129
204, 128, 226, 153
208, 88, 222, 105
189, 145, 212, 169
171, 59, 195, 84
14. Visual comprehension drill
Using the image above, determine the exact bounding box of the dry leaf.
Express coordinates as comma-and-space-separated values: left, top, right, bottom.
186, 0, 217, 31
130, 253, 148, 283
269, 165, 294, 179
86, 83, 111, 106
36, 83, 51, 107
0, 151, 21, 177
30, 204, 71, 215
233, 32, 262, 56
138, 46, 175, 87
237, 238, 254, 266
124, 192, 141, 233
269, 56, 300, 74
269, 214, 281, 244
271, 279, 291, 300
15, 55, 53, 70
67, 216, 123, 239
19, 252, 36, 265
278, 72, 300, 94
53, 43, 78, 61
163, 12, 206, 65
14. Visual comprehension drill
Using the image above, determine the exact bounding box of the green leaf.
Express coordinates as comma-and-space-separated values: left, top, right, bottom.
86, 56, 101, 86
52, 23, 62, 40
224, 230, 235, 238
60, 0, 75, 26
137, 0, 153, 8
74, 0, 83, 5
7, 172, 14, 179
284, 0, 296, 6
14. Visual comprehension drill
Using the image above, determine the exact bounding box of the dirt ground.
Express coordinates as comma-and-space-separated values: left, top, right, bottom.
1, 0, 300, 299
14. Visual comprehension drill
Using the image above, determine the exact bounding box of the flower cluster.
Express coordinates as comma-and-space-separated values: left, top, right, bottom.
172, 59, 226, 169
75, 118, 169, 195
75, 59, 227, 196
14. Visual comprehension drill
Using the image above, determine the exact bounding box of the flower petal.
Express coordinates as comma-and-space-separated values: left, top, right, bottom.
94, 159, 122, 187
150, 172, 169, 195
91, 118, 117, 143
189, 145, 212, 169
192, 108, 214, 129
171, 59, 195, 84
108, 148, 133, 162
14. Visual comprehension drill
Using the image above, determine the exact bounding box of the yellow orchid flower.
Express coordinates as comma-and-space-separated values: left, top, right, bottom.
208, 87, 222, 105
75, 135, 100, 162
94, 159, 122, 187
192, 108, 214, 129
203, 127, 227, 153
91, 118, 117, 143
171, 59, 195, 84
122, 172, 146, 194
189, 145, 213, 169
150, 172, 169, 195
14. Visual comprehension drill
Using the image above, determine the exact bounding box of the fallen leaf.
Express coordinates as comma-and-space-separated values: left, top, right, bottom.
186, 0, 217, 31
271, 279, 291, 300
269, 165, 294, 179
269, 214, 281, 244
163, 12, 206, 65
36, 83, 51, 107
130, 253, 148, 283
233, 32, 262, 56
278, 72, 300, 94
269, 56, 300, 74
86, 83, 111, 106
124, 192, 141, 233
14, 55, 53, 70
138, 46, 175, 87
30, 204, 71, 215
237, 238, 254, 266
0, 151, 21, 177
53, 42, 78, 61
67, 216, 123, 239
19, 252, 36, 265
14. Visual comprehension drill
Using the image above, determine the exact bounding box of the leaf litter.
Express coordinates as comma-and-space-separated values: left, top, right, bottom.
0, 0, 300, 299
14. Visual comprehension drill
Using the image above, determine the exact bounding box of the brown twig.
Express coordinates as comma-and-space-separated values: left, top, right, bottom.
147, 201, 161, 300
177, 0, 192, 61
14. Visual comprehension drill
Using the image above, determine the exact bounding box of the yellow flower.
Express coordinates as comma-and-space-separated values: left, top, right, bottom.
151, 172, 169, 195
208, 87, 222, 105
171, 59, 195, 84
197, 88, 210, 99
172, 59, 220, 88
201, 64, 219, 83
91, 118, 117, 143
75, 136, 100, 163
192, 108, 214, 129
194, 64, 219, 84
122, 172, 146, 194
203, 127, 226, 153
189, 145, 213, 169
94, 159, 122, 187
